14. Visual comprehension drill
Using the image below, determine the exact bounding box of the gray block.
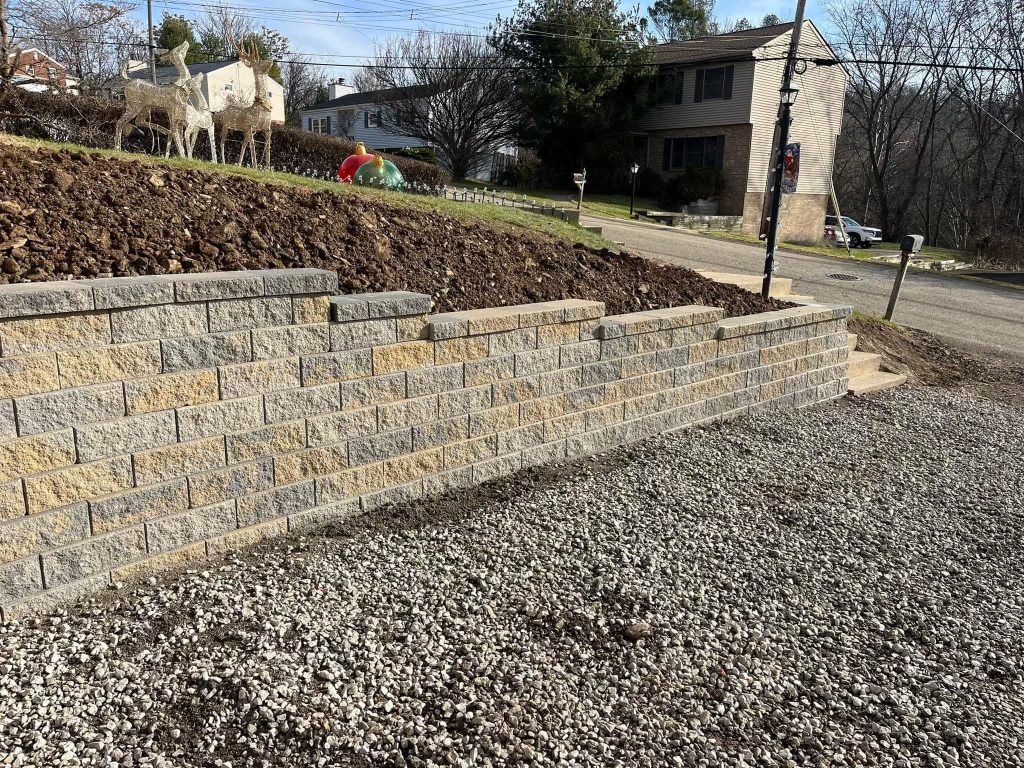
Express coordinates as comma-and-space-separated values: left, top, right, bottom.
497, 422, 545, 453
237, 481, 315, 527
407, 363, 463, 397
0, 556, 43, 603
177, 396, 265, 442
15, 382, 125, 436
111, 303, 208, 344
162, 331, 252, 373
522, 440, 566, 468
426, 314, 470, 340
300, 349, 373, 386
600, 336, 639, 360
377, 396, 438, 431
348, 429, 412, 466
358, 291, 433, 319
0, 504, 90, 565
360, 480, 423, 511
74, 411, 177, 463
172, 273, 264, 303
330, 296, 369, 322
340, 373, 407, 409
146, 501, 237, 553
91, 276, 176, 310
41, 527, 146, 588
208, 297, 293, 332
514, 347, 560, 378
559, 341, 601, 369
251, 324, 330, 359
188, 459, 275, 508
413, 416, 469, 450
437, 385, 491, 418
264, 383, 340, 423
260, 269, 337, 296
489, 328, 537, 356
581, 360, 622, 386
422, 466, 474, 496
88, 480, 190, 535
288, 499, 361, 533
0, 399, 15, 441
0, 281, 95, 319
329, 319, 398, 351
473, 453, 521, 484
307, 407, 378, 447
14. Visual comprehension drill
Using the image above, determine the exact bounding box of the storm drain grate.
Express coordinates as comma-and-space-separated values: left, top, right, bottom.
828, 273, 861, 281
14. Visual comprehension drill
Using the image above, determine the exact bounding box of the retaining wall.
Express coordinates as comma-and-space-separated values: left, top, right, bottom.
0, 269, 850, 620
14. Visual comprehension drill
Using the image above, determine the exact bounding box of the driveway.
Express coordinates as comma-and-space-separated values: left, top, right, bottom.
588, 215, 1024, 361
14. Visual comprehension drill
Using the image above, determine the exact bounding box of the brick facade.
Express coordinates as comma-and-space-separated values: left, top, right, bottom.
741, 192, 829, 244
9, 49, 68, 89
0, 270, 851, 620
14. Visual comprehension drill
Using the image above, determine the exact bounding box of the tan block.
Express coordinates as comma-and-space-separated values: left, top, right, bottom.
761, 379, 787, 400
687, 340, 719, 363
519, 394, 571, 425
219, 358, 300, 400
0, 354, 59, 399
396, 315, 429, 342
125, 370, 219, 415
761, 340, 809, 365
57, 342, 162, 388
316, 463, 384, 503
110, 542, 207, 583
469, 405, 519, 437
226, 421, 306, 464
384, 447, 443, 485
0, 313, 110, 356
434, 336, 488, 365
206, 518, 288, 555
292, 295, 331, 324
0, 430, 76, 483
1, 480, 25, 522
134, 437, 225, 486
0, 504, 89, 565
545, 412, 587, 440
372, 341, 433, 375
456, 307, 520, 335
445, 436, 497, 468
24, 457, 133, 515
536, 322, 582, 349
274, 445, 349, 485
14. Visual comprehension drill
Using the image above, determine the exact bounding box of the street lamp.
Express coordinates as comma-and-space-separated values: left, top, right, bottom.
629, 162, 640, 218
779, 85, 799, 106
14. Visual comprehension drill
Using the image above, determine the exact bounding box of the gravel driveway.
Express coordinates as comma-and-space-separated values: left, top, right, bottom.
2, 387, 1023, 767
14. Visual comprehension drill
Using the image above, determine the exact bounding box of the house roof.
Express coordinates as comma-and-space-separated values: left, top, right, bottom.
126, 59, 240, 81
654, 22, 795, 66
302, 85, 435, 112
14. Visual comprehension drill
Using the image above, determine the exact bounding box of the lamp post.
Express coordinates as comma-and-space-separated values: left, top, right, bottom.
629, 162, 640, 218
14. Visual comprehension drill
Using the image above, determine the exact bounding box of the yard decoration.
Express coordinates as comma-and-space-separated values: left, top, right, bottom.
216, 37, 274, 168
114, 41, 192, 157
354, 154, 405, 190
180, 74, 217, 162
338, 142, 375, 182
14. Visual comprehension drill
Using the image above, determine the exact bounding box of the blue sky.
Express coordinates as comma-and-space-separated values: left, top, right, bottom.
131, 0, 828, 80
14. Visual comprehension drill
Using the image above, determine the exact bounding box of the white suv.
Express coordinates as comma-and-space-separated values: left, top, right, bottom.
825, 215, 882, 248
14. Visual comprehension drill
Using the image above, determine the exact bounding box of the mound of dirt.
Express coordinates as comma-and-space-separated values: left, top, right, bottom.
0, 142, 786, 317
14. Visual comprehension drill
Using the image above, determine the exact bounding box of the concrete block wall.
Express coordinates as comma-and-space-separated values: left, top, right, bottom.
0, 269, 851, 620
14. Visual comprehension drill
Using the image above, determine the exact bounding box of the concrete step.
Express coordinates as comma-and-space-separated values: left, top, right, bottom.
847, 333, 858, 352
697, 271, 794, 298
783, 294, 817, 303
848, 350, 882, 378
848, 371, 908, 396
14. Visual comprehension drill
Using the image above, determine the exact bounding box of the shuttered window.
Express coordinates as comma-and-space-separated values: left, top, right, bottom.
663, 136, 726, 171
694, 65, 734, 102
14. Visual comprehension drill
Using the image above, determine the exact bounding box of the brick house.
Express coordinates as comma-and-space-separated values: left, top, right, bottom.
7, 48, 77, 93
632, 21, 847, 242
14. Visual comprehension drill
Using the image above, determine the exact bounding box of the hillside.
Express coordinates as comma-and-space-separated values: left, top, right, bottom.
0, 139, 784, 317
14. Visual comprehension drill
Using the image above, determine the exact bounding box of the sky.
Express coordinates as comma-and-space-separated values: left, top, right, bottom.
129, 0, 829, 81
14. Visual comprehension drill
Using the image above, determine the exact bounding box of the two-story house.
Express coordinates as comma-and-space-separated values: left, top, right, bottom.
7, 48, 79, 94
633, 21, 847, 242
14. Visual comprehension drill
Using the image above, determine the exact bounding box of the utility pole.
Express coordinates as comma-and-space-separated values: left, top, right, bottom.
147, 0, 156, 84
760, 0, 806, 300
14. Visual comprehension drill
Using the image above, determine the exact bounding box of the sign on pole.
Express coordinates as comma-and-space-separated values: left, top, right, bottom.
574, 170, 586, 210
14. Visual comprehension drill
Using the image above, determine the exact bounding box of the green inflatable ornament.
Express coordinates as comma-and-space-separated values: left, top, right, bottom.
354, 154, 405, 191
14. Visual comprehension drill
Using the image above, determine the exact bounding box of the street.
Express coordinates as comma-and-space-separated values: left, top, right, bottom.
587, 215, 1024, 362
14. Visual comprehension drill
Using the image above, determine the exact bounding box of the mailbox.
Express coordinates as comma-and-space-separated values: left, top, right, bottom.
900, 234, 924, 254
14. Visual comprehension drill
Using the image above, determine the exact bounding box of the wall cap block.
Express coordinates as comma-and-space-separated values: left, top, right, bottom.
0, 281, 95, 319
716, 305, 852, 338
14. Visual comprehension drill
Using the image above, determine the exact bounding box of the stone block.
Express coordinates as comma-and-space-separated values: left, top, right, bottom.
599, 313, 661, 338
473, 453, 521, 483
1, 481, 25, 522
581, 360, 622, 386
469, 405, 519, 437
438, 385, 491, 418
188, 459, 275, 508
0, 353, 59, 399
559, 341, 601, 369
445, 435, 497, 469
397, 316, 429, 342
361, 481, 423, 512
687, 340, 719, 363
372, 341, 433, 375
275, 445, 350, 485
378, 395, 438, 431
15, 382, 125, 436
259, 269, 337, 296
341, 373, 407, 409
0, 281, 95, 320
546, 411, 588, 440
408, 363, 463, 397
293, 295, 331, 325
315, 464, 384, 504
579, 319, 601, 341
0, 556, 43, 604
300, 350, 373, 386
519, 393, 568, 425
464, 356, 515, 387
537, 322, 582, 349
133, 437, 225, 486
110, 303, 207, 344
422, 466, 474, 497
57, 341, 162, 388
146, 501, 237, 553
0, 504, 89, 564
655, 346, 689, 371
25, 456, 133, 515
600, 336, 639, 361
426, 313, 470, 340
288, 501, 360, 534
162, 330, 252, 373
237, 481, 315, 527
251, 324, 330, 360
219, 358, 300, 400
515, 347, 560, 378
0, 398, 14, 441
0, 430, 76, 482
348, 429, 412, 466
413, 416, 469, 450
125, 369, 218, 415
760, 340, 809, 365
74, 411, 177, 463
307, 406, 378, 447
89, 479, 189, 535
489, 328, 537, 356
265, 383, 340, 424
91, 276, 175, 310
226, 421, 305, 464
558, 299, 605, 322
208, 297, 293, 332
173, 273, 263, 303
0, 573, 108, 622
0, 312, 111, 356
716, 335, 759, 357
177, 396, 265, 442
434, 336, 488, 365
706, 350, 760, 377
674, 362, 707, 386
449, 307, 520, 335
384, 447, 444, 485
358, 291, 433, 319
330, 295, 370, 322
41, 526, 145, 588
586, 403, 624, 431
672, 324, 718, 348
492, 368, 580, 407
496, 422, 545, 453
329, 319, 398, 352
522, 440, 566, 468
514, 303, 566, 328
207, 518, 288, 554
621, 352, 659, 379
635, 330, 674, 353
111, 541, 208, 582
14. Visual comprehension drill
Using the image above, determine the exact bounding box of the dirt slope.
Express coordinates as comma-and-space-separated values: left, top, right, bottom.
0, 142, 785, 317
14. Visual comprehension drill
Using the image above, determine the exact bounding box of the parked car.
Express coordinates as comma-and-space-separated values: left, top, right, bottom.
825, 215, 882, 248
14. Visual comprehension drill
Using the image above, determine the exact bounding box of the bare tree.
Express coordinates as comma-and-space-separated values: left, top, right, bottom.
1, 0, 18, 88
280, 55, 326, 125
359, 32, 521, 180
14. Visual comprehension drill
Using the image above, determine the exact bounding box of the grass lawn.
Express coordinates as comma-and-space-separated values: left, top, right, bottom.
699, 229, 970, 263
4, 136, 615, 252
456, 179, 661, 220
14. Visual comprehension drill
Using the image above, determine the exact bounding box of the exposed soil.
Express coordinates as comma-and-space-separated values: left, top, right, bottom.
0, 140, 787, 317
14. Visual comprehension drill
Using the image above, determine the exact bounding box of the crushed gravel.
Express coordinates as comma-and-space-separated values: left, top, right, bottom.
2, 386, 1023, 767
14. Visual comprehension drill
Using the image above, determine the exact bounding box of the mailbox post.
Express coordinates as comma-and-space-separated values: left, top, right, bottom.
574, 170, 586, 211
885, 234, 924, 321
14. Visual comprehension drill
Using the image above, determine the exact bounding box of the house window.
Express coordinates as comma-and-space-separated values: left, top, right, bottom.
662, 136, 725, 171
309, 116, 330, 134
365, 110, 380, 128
26, 64, 36, 77
47, 67, 57, 80
656, 70, 684, 105
224, 84, 233, 92
694, 65, 734, 102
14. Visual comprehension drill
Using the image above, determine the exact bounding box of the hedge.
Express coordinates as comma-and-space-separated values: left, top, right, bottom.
0, 89, 448, 192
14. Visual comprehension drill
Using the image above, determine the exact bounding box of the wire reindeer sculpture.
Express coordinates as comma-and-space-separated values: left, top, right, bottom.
216, 38, 274, 168
114, 41, 192, 158
171, 73, 217, 162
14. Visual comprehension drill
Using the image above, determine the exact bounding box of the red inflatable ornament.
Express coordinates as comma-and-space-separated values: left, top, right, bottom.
338, 142, 375, 182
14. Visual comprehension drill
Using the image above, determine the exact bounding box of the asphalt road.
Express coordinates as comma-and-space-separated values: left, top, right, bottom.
587, 215, 1024, 362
